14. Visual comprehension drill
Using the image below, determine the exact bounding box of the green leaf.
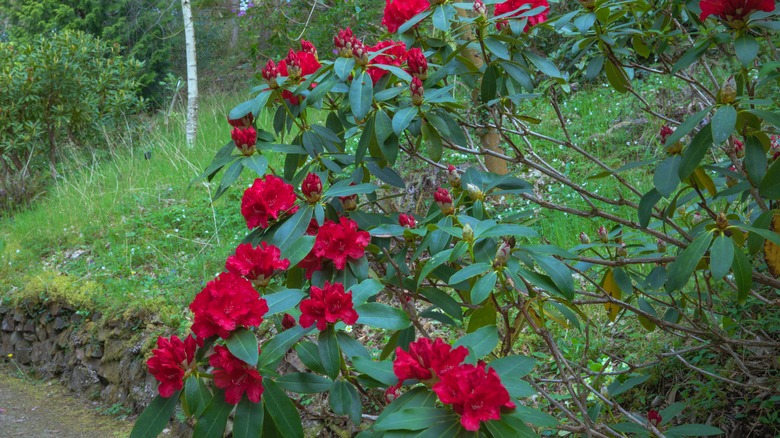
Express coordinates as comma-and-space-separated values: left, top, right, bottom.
665, 108, 711, 147
747, 109, 780, 129
454, 325, 498, 358
731, 240, 752, 304
531, 254, 575, 300
711, 106, 736, 145
294, 341, 326, 374
485, 414, 537, 438
263, 380, 304, 438
129, 392, 181, 438
422, 120, 443, 162
471, 270, 497, 304
214, 159, 244, 201
671, 40, 710, 74
276, 373, 333, 393
233, 397, 264, 438
759, 158, 780, 199
432, 5, 449, 30
350, 70, 373, 121
325, 182, 377, 198
709, 234, 733, 279
226, 328, 259, 367
481, 63, 499, 104
348, 279, 385, 306
604, 58, 630, 93
229, 90, 271, 120
747, 210, 775, 254
639, 189, 662, 228
743, 135, 766, 185
193, 393, 233, 438
242, 154, 268, 177
524, 52, 562, 78
356, 302, 411, 330
264, 288, 306, 316
448, 262, 492, 285
419, 287, 462, 320
280, 235, 315, 268
660, 402, 686, 425
184, 378, 211, 418
679, 126, 713, 180
417, 249, 453, 288
484, 37, 510, 61
258, 325, 310, 368
374, 407, 457, 431
318, 325, 341, 379
337, 332, 371, 360
489, 355, 536, 379
329, 380, 362, 425
334, 57, 355, 81
665, 424, 724, 437
352, 356, 397, 386
512, 405, 558, 427
665, 232, 713, 292
393, 106, 418, 135
607, 374, 650, 397
271, 205, 313, 252
654, 155, 682, 198
735, 34, 759, 68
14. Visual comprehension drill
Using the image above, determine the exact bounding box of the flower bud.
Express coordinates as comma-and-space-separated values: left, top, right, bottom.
231, 126, 257, 156
385, 384, 400, 403
406, 48, 428, 81
733, 138, 744, 158
659, 125, 674, 144
340, 193, 358, 211
578, 0, 596, 9
447, 165, 461, 188
720, 76, 736, 104
399, 213, 416, 228
616, 243, 627, 257
301, 39, 317, 60
473, 0, 487, 15
352, 40, 369, 66
434, 188, 454, 215
494, 241, 511, 267
716, 212, 728, 230
466, 183, 483, 201
692, 211, 703, 224
579, 232, 590, 245
262, 59, 279, 88
282, 313, 297, 330
598, 226, 609, 243
301, 173, 323, 203
228, 112, 254, 128
771, 135, 780, 161
411, 77, 424, 106
647, 410, 662, 428
462, 223, 474, 242
656, 239, 667, 253
284, 49, 302, 80
726, 165, 738, 187
334, 28, 356, 58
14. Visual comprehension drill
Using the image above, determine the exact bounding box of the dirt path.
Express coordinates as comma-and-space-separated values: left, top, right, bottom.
0, 364, 134, 437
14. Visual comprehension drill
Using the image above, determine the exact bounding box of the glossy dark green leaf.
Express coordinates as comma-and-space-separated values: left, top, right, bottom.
454, 325, 498, 358
184, 377, 211, 418
638, 188, 662, 228
325, 182, 378, 198
213, 159, 244, 201
654, 155, 682, 198
334, 57, 356, 81
329, 380, 362, 425
242, 154, 268, 177
356, 302, 411, 330
264, 288, 306, 316
276, 373, 333, 393
233, 397, 263, 438
607, 374, 650, 397
731, 240, 752, 304
263, 380, 303, 438
193, 393, 233, 438
279, 235, 315, 269
350, 70, 373, 121
759, 158, 780, 199
524, 52, 561, 78
393, 106, 418, 135
671, 40, 710, 74
711, 106, 736, 145
709, 234, 733, 279
294, 341, 326, 374
129, 392, 181, 438
448, 262, 491, 285
743, 135, 766, 185
604, 58, 630, 93
471, 270, 497, 304
532, 254, 575, 300
318, 325, 341, 379
352, 356, 397, 386
664, 108, 711, 147
271, 204, 313, 252
679, 126, 713, 180
481, 64, 498, 104
665, 424, 723, 437
226, 328, 259, 367
665, 232, 713, 292
258, 325, 310, 368
735, 34, 759, 68
374, 407, 456, 431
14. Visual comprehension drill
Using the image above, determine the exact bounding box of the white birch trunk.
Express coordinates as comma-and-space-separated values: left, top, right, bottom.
182, 0, 199, 147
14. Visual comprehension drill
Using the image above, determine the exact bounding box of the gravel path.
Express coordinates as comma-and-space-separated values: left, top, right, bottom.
0, 364, 133, 438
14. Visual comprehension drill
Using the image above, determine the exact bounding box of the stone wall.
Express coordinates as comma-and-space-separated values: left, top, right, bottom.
0, 301, 163, 414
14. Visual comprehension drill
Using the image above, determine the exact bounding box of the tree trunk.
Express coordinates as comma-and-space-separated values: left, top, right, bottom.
182, 0, 199, 147
456, 7, 508, 175
230, 0, 239, 48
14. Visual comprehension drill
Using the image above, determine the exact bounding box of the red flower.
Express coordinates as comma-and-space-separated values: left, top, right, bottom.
282, 313, 297, 330
209, 345, 264, 404
299, 281, 359, 330
262, 59, 279, 88
241, 175, 298, 230
393, 338, 468, 383
647, 409, 662, 427
494, 0, 550, 32
334, 27, 359, 58
383, 0, 431, 34
147, 334, 200, 397
302, 173, 323, 203
699, 0, 775, 24
276, 48, 322, 105
434, 187, 454, 215
228, 112, 254, 128
399, 213, 416, 228
301, 39, 318, 60
225, 242, 290, 287
366, 40, 408, 84
659, 125, 674, 143
405, 47, 428, 80
432, 361, 516, 431
313, 217, 371, 270
189, 272, 269, 339
231, 126, 257, 156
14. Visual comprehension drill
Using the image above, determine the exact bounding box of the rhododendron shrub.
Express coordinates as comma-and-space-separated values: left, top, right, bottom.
133, 0, 780, 436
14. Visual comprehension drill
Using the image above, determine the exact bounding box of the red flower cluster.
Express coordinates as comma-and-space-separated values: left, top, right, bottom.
301, 39, 318, 59
398, 213, 416, 228
406, 47, 428, 80
299, 281, 359, 330
313, 217, 371, 269
147, 334, 200, 397
225, 242, 290, 287
210, 345, 264, 404
432, 361, 516, 431
393, 338, 468, 383
189, 272, 269, 339
274, 42, 322, 104
367, 40, 408, 84
241, 175, 298, 229
383, 0, 431, 33
334, 27, 359, 58
494, 0, 550, 32
699, 0, 775, 25
392, 338, 515, 431
231, 126, 257, 156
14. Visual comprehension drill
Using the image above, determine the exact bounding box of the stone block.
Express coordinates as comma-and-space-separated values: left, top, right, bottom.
53, 316, 69, 331
23, 321, 35, 332
1, 315, 14, 332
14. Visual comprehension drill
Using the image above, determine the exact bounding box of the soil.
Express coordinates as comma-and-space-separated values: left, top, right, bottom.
0, 364, 134, 438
